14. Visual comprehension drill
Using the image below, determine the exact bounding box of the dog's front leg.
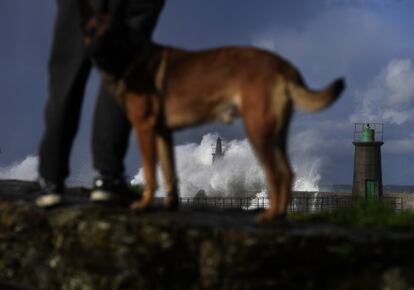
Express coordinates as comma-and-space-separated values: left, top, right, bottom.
131, 124, 157, 210
156, 128, 179, 210
124, 93, 158, 210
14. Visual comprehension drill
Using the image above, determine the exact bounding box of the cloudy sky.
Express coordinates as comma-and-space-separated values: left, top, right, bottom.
1, 0, 414, 187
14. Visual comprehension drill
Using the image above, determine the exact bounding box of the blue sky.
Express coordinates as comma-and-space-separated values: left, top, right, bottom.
0, 0, 414, 186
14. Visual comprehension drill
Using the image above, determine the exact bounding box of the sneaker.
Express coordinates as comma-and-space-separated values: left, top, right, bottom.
35, 179, 64, 208
90, 175, 137, 205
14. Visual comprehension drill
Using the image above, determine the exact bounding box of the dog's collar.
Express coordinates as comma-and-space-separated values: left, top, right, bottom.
121, 42, 161, 82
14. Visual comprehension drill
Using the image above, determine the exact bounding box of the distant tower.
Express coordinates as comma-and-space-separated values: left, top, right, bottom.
212, 137, 224, 164
352, 123, 384, 199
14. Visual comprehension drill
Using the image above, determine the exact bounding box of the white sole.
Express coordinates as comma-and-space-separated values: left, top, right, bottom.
90, 190, 113, 202
36, 193, 62, 208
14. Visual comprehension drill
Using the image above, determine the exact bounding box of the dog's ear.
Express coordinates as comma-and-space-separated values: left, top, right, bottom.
78, 0, 94, 29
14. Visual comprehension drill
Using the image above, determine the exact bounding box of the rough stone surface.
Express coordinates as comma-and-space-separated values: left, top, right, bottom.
1, 180, 414, 290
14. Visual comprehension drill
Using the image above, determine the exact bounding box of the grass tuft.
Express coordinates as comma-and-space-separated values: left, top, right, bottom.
289, 199, 414, 229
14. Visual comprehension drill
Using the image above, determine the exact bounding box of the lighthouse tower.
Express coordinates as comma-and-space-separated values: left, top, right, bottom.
212, 137, 224, 164
352, 123, 384, 199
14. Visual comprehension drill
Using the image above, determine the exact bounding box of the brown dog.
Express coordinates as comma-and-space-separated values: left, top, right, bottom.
79, 2, 345, 221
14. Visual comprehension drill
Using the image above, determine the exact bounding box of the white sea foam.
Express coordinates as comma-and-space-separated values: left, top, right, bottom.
0, 155, 38, 181
131, 133, 322, 198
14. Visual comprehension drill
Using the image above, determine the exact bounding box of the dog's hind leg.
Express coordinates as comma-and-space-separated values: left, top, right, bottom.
156, 128, 179, 210
269, 123, 294, 219
251, 138, 293, 222
272, 142, 293, 219
243, 96, 293, 222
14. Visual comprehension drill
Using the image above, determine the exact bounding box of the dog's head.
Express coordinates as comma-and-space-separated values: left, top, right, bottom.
78, 0, 132, 77
79, 0, 113, 45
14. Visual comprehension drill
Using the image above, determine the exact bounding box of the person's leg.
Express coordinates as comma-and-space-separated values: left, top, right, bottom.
90, 85, 132, 203
37, 0, 91, 206
92, 85, 131, 176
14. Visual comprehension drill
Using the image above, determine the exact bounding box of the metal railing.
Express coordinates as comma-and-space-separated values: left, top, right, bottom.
179, 195, 404, 213
180, 197, 253, 209
353, 123, 384, 142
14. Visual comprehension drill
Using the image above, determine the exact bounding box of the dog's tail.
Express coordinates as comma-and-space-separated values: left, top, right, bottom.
288, 78, 345, 112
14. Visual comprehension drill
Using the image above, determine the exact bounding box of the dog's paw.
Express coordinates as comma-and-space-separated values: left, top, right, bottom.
163, 195, 179, 210
130, 199, 151, 211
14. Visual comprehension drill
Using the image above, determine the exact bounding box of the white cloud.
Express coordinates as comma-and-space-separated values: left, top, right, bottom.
0, 155, 38, 180
385, 59, 414, 106
351, 58, 414, 125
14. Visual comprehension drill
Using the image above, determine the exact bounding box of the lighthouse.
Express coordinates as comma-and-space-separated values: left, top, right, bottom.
352, 123, 384, 199
212, 137, 224, 164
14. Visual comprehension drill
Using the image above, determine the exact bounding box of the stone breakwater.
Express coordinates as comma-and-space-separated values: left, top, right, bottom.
1, 180, 414, 290
1, 204, 414, 289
